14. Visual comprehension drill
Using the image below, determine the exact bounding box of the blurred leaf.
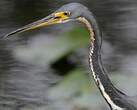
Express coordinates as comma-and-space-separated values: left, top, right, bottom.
48, 69, 94, 99
46, 26, 89, 63
14, 26, 89, 65
47, 69, 107, 109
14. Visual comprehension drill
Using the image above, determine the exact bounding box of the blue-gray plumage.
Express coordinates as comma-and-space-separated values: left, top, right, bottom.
3, 2, 137, 110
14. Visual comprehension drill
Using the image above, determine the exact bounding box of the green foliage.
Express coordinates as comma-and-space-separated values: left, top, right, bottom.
47, 69, 105, 109
48, 27, 89, 63
14, 26, 89, 66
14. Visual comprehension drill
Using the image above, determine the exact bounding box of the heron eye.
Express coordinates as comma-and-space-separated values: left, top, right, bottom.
64, 12, 70, 16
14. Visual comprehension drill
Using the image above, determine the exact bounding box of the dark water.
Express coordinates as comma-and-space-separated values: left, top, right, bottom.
1, 0, 137, 110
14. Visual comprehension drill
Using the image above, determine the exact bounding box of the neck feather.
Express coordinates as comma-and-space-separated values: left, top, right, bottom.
77, 11, 125, 110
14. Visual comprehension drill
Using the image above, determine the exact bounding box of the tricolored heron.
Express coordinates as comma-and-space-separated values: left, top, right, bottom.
4, 3, 137, 110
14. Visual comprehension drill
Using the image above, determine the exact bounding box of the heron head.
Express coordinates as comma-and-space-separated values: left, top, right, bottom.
4, 3, 88, 38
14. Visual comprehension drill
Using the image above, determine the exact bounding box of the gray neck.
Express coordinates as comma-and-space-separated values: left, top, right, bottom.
80, 10, 125, 109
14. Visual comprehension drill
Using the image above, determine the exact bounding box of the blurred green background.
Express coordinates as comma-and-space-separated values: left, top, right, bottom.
1, 0, 137, 110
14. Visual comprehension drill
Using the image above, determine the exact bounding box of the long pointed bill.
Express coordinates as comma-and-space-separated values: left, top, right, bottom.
3, 12, 70, 39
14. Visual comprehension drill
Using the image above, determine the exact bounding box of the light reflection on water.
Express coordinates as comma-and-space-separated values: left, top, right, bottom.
1, 0, 137, 110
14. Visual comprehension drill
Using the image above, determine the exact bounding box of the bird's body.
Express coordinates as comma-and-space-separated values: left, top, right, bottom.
4, 3, 137, 110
